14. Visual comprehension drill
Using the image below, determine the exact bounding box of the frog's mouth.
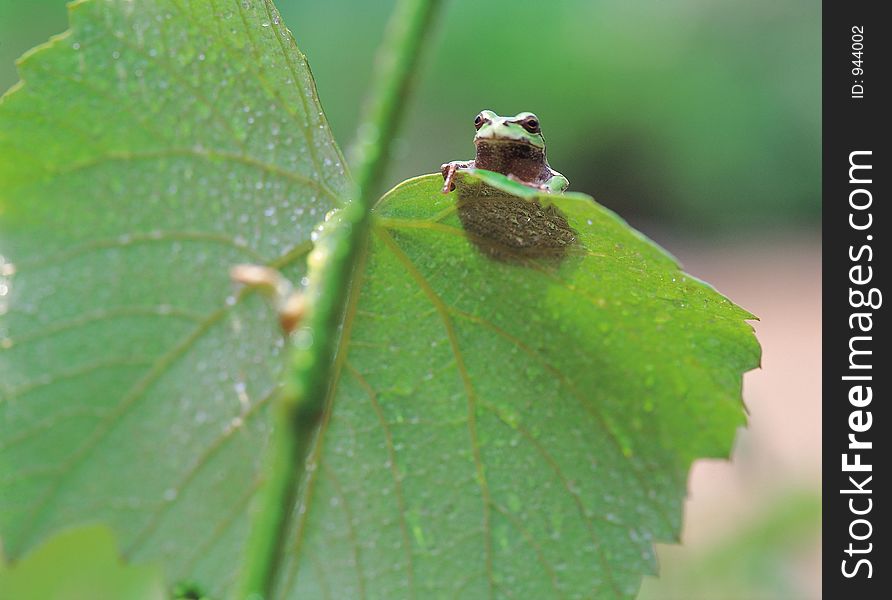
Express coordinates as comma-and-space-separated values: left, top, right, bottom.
475, 137, 546, 155
475, 137, 544, 151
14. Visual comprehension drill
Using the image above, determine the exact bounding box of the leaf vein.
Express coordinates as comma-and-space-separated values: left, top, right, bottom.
346, 362, 417, 599
374, 225, 496, 599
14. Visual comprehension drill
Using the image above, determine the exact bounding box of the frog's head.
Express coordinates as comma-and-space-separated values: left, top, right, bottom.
473, 110, 546, 150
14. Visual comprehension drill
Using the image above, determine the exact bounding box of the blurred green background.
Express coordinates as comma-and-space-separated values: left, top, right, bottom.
0, 0, 820, 233
0, 1, 822, 598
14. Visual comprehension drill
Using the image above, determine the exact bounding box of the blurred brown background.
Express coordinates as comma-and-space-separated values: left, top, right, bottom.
0, 0, 821, 597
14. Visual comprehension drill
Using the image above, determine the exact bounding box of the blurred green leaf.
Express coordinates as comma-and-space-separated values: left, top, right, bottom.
0, 0, 347, 593
276, 171, 759, 597
0, 0, 70, 91
638, 490, 821, 599
0, 524, 166, 600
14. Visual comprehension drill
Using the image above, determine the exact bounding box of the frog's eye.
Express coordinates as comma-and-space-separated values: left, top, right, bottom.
474, 113, 486, 130
520, 116, 540, 134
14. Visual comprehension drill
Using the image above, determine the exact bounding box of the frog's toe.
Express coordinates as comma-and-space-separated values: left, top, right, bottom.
550, 174, 570, 193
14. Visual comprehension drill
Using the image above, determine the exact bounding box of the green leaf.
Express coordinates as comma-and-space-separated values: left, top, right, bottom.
0, 0, 347, 592
0, 524, 166, 599
1, 1, 759, 598
278, 171, 759, 598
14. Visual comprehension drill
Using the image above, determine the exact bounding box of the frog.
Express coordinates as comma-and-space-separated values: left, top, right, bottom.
441, 110, 569, 195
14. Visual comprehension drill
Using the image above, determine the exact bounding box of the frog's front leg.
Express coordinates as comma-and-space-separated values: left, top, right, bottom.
440, 160, 474, 194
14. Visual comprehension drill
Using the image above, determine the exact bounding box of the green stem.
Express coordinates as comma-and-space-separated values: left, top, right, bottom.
234, 0, 442, 597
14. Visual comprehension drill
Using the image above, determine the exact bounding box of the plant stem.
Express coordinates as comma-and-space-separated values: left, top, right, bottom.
234, 0, 442, 597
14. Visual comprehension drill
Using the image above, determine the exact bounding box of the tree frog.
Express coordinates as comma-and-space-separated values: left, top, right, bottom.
441, 110, 569, 194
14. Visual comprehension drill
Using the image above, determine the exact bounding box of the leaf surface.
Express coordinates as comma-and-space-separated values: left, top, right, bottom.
0, 524, 167, 600
0, 0, 347, 592
280, 171, 759, 598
